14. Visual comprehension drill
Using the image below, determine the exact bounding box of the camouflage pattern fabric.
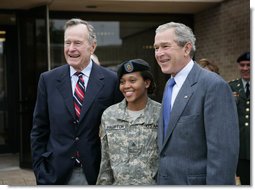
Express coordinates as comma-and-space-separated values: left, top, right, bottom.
96, 98, 161, 185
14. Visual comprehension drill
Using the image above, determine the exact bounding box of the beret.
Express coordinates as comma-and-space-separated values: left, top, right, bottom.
237, 52, 250, 62
117, 59, 150, 79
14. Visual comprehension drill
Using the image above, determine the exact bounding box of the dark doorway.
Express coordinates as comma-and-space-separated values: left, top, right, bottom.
17, 5, 49, 168
0, 25, 19, 154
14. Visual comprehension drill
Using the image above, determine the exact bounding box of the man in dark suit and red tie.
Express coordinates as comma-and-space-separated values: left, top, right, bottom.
30, 18, 122, 185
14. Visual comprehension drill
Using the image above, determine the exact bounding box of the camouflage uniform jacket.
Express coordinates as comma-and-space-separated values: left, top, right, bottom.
96, 98, 161, 185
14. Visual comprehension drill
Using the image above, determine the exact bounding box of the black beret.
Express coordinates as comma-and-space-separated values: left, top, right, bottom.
237, 52, 250, 62
117, 59, 150, 79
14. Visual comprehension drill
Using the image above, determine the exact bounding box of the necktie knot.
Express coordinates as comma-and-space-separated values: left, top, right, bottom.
246, 82, 249, 88
168, 78, 176, 88
75, 72, 83, 78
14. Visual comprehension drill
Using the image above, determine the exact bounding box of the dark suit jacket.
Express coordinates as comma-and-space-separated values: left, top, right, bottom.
157, 62, 239, 185
31, 62, 122, 185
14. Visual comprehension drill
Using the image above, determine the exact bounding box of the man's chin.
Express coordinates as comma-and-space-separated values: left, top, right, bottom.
68, 63, 82, 70
162, 68, 171, 75
242, 75, 250, 81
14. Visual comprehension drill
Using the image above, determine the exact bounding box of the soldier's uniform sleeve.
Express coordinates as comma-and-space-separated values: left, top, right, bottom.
96, 115, 114, 185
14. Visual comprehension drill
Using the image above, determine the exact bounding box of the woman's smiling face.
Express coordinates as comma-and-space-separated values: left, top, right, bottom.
119, 71, 150, 108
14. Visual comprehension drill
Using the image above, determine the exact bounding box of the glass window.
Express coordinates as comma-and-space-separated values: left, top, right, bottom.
50, 19, 160, 70
49, 16, 192, 102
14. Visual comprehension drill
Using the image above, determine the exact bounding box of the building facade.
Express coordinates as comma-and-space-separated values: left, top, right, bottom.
0, 0, 250, 168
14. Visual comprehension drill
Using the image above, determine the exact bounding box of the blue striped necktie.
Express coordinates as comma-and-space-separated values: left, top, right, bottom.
73, 72, 85, 120
163, 78, 176, 137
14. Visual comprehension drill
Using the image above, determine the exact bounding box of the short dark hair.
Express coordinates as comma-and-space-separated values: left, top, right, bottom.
140, 70, 156, 94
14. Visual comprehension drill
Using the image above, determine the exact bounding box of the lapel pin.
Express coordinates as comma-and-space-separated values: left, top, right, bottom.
184, 95, 188, 99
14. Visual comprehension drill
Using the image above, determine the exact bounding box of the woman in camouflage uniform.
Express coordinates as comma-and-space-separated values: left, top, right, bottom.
96, 59, 161, 185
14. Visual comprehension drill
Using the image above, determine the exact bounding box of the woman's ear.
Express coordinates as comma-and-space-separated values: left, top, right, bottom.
145, 79, 151, 89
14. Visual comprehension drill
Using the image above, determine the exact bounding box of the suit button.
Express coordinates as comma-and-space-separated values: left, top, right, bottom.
245, 115, 249, 119
245, 122, 249, 127
75, 137, 79, 141
246, 108, 250, 112
73, 120, 79, 127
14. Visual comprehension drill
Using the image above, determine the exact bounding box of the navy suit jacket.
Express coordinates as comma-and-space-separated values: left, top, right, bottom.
31, 62, 122, 184
157, 62, 239, 185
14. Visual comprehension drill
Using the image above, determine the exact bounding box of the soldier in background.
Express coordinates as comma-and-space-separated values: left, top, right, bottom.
229, 52, 250, 185
96, 59, 161, 185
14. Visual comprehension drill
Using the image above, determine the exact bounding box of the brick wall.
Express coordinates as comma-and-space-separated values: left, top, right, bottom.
194, 0, 250, 81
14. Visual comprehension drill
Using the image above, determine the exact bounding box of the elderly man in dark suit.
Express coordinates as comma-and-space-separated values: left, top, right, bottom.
229, 52, 250, 185
154, 22, 239, 185
30, 18, 122, 185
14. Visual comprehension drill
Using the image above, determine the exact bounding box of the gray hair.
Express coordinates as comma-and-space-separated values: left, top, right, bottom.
64, 18, 97, 45
156, 22, 196, 58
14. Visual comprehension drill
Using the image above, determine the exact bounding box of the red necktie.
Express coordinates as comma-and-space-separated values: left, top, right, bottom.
73, 72, 85, 120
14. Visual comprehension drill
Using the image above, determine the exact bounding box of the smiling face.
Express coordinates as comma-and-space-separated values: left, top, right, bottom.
238, 60, 250, 81
64, 24, 96, 71
154, 28, 191, 76
119, 71, 150, 110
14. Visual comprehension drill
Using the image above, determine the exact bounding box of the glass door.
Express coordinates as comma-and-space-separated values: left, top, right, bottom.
0, 29, 8, 151
17, 5, 49, 168
0, 25, 19, 154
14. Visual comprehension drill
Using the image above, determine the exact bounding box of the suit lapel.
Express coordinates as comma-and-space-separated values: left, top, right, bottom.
160, 63, 199, 152
161, 82, 194, 149
79, 63, 104, 122
56, 65, 76, 119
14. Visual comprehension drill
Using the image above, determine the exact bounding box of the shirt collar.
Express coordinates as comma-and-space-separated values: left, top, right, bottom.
241, 78, 250, 87
173, 59, 194, 87
70, 60, 93, 78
